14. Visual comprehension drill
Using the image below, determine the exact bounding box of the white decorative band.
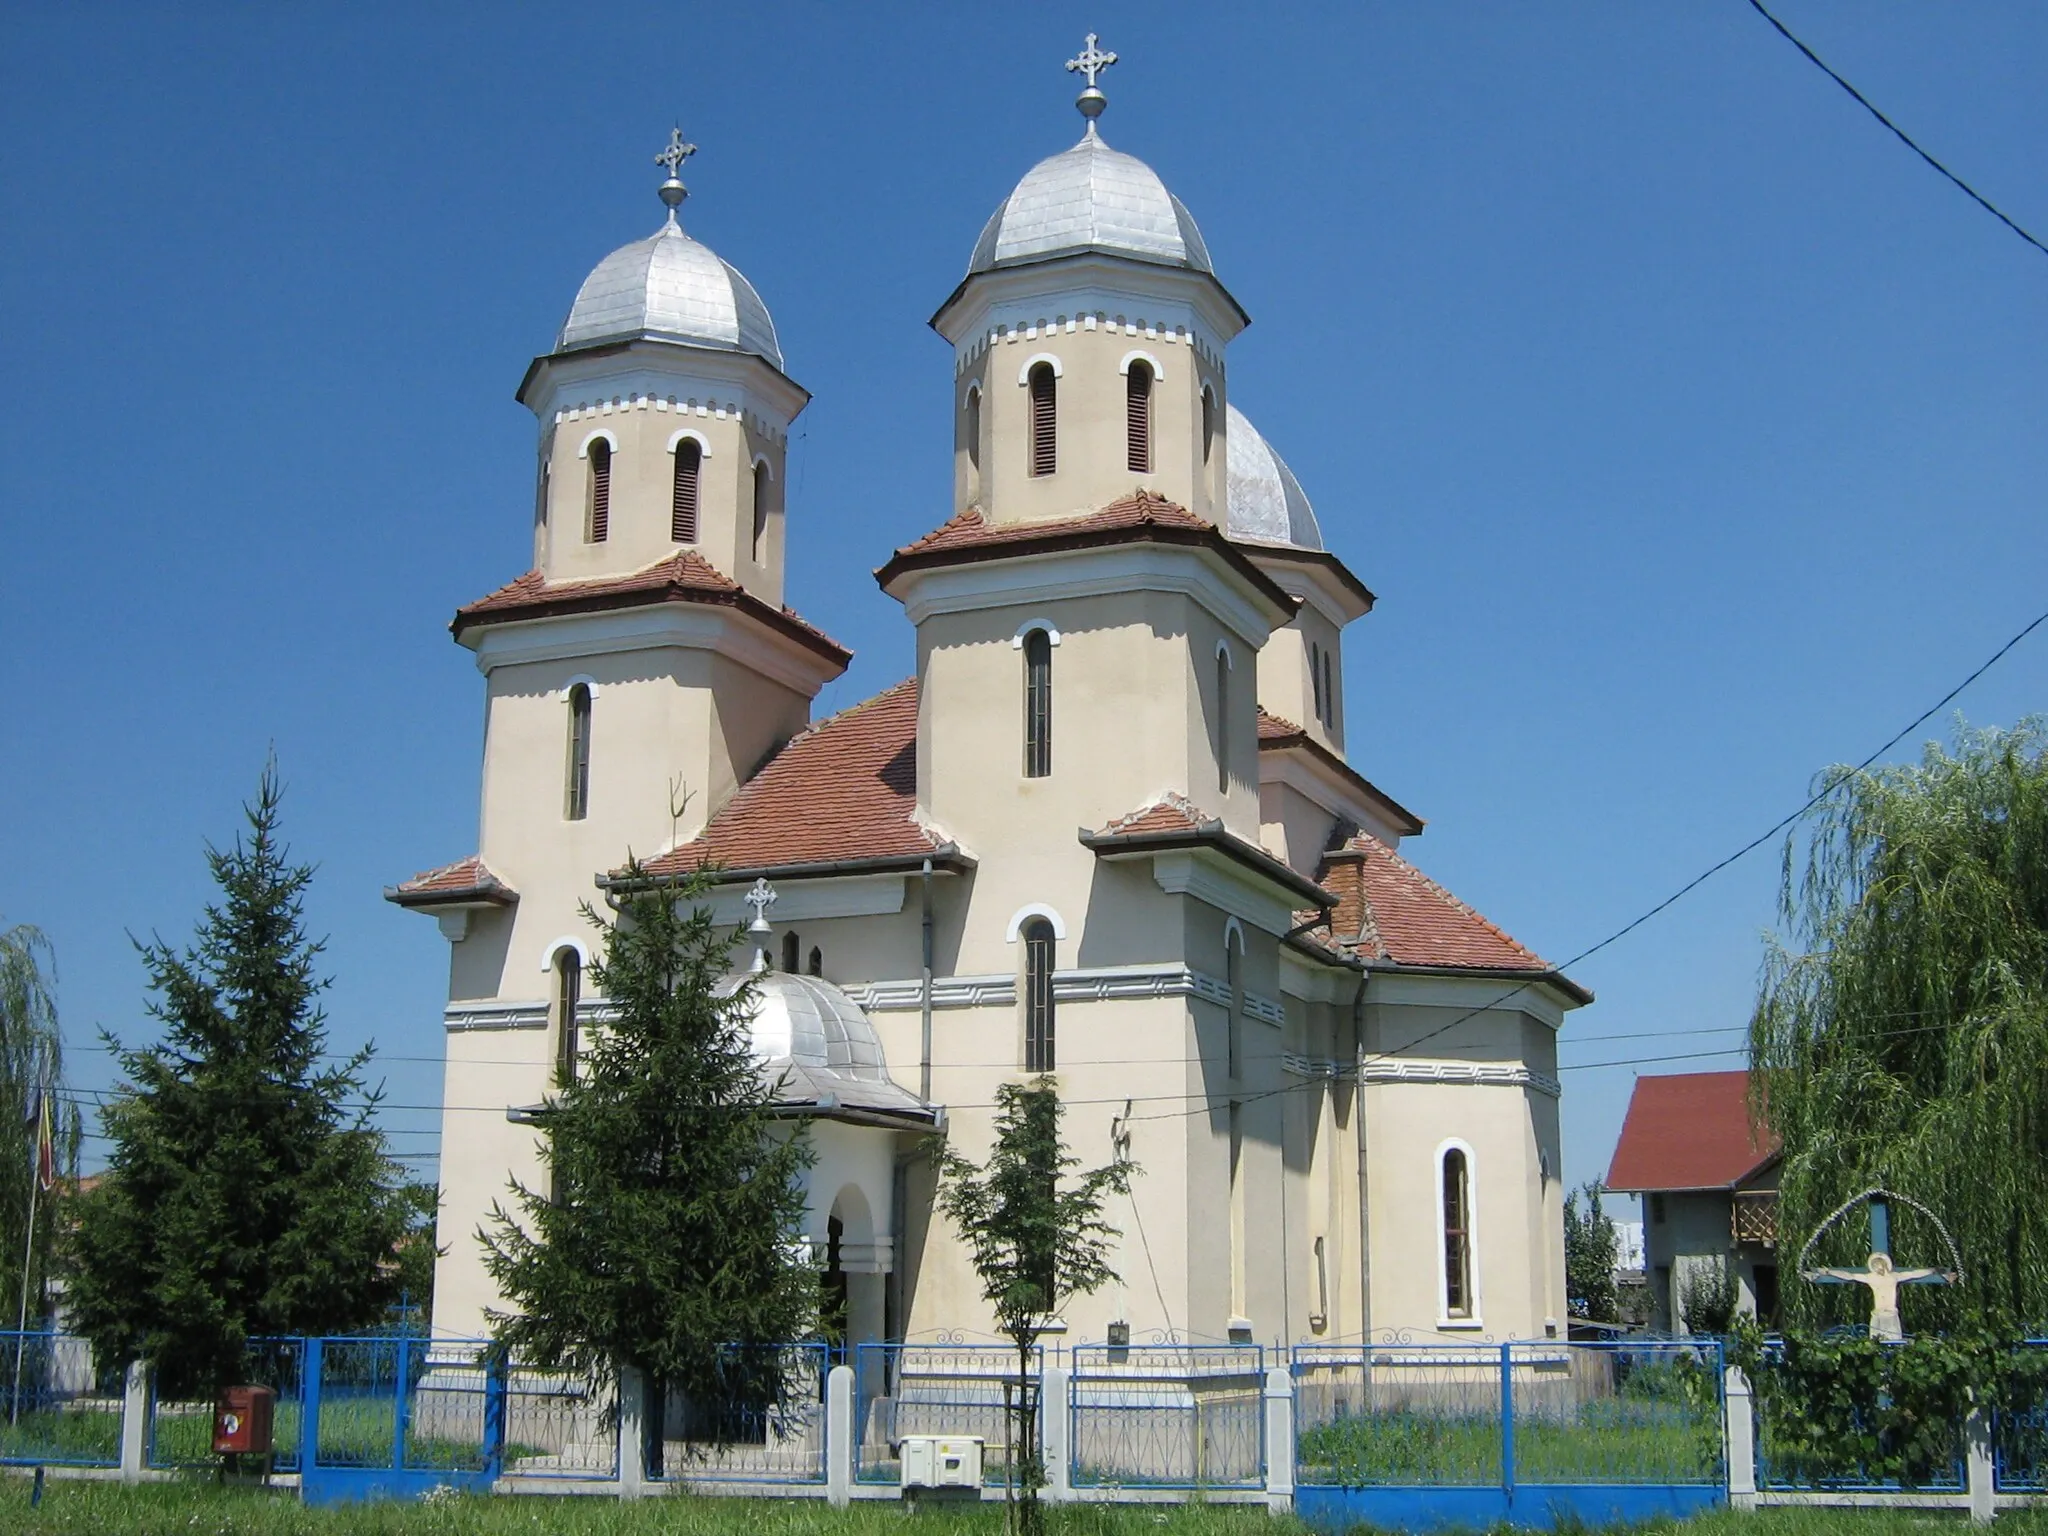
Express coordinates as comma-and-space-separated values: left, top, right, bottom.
444, 998, 616, 1033
1358, 1060, 1562, 1099
846, 964, 1283, 1024
553, 394, 787, 446
801, 1235, 894, 1275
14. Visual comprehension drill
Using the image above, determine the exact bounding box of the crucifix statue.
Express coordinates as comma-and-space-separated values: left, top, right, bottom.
1799, 1193, 1958, 1341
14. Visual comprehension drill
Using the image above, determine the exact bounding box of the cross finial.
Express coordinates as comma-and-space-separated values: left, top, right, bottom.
743, 877, 777, 934
1065, 32, 1118, 127
654, 127, 697, 224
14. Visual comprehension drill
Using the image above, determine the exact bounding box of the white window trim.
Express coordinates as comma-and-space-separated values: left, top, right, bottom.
1118, 348, 1166, 381
1215, 638, 1234, 667
577, 428, 619, 459
1435, 1137, 1483, 1330
1005, 903, 1068, 942
558, 674, 600, 701
964, 379, 983, 403
1010, 618, 1063, 649
665, 427, 712, 457
1222, 915, 1246, 954
541, 936, 593, 973
1017, 352, 1064, 384
750, 452, 776, 481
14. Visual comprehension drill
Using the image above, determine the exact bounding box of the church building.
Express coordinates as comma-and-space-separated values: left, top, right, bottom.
391, 41, 1591, 1353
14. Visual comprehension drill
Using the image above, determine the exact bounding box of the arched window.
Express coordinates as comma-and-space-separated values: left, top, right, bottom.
1441, 1145, 1475, 1321
1022, 917, 1056, 1072
781, 931, 799, 973
1022, 628, 1053, 778
1225, 931, 1244, 1079
1215, 647, 1231, 796
671, 438, 701, 543
564, 684, 592, 820
807, 946, 823, 978
1126, 360, 1153, 474
553, 948, 582, 1086
1323, 651, 1337, 729
1201, 386, 1217, 466
1311, 643, 1325, 723
585, 438, 611, 543
535, 457, 550, 530
965, 385, 983, 487
751, 461, 769, 561
1027, 362, 1057, 477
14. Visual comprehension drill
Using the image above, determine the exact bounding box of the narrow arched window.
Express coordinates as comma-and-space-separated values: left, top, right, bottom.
1323, 651, 1337, 729
1126, 361, 1153, 474
966, 386, 983, 488
553, 949, 582, 1086
1022, 917, 1056, 1072
585, 439, 611, 543
751, 461, 769, 561
1023, 629, 1052, 778
1225, 934, 1243, 1080
1442, 1147, 1475, 1320
1215, 648, 1231, 796
781, 932, 799, 973
807, 946, 823, 978
1027, 363, 1057, 477
1311, 643, 1325, 723
535, 457, 551, 530
564, 684, 592, 820
1201, 386, 1217, 466
671, 438, 701, 543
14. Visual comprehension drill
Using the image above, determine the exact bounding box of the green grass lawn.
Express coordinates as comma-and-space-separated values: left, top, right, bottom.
1297, 1401, 1721, 1487
11, 1484, 2048, 1536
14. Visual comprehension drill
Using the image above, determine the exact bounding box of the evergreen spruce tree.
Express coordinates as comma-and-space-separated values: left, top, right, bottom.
934, 1078, 1132, 1536
68, 766, 422, 1395
1564, 1182, 1619, 1324
480, 863, 817, 1463
1750, 720, 2048, 1332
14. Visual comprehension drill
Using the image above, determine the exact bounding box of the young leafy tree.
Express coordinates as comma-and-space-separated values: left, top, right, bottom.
934, 1078, 1133, 1536
1750, 720, 2048, 1333
68, 766, 420, 1395
0, 922, 74, 1328
1564, 1181, 1619, 1324
480, 862, 816, 1466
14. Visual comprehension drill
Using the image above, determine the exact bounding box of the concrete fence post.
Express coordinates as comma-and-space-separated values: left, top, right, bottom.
616, 1366, 647, 1499
1264, 1364, 1295, 1515
118, 1360, 148, 1484
1041, 1365, 1072, 1503
826, 1363, 854, 1508
1966, 1402, 1996, 1525
1724, 1364, 1757, 1511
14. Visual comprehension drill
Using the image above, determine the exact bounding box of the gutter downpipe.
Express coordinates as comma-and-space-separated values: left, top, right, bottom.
919, 856, 934, 1103
1352, 967, 1373, 1345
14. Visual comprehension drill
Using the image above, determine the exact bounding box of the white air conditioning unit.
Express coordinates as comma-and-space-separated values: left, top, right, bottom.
899, 1434, 984, 1490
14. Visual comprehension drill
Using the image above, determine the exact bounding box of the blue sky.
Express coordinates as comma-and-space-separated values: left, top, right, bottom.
3, 3, 2042, 1205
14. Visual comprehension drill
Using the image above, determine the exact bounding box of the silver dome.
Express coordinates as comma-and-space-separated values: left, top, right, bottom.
968, 131, 1213, 277
1225, 405, 1323, 552
717, 970, 930, 1120
557, 221, 783, 371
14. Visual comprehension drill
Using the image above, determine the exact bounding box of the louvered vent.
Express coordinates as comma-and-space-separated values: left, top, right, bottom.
671, 440, 701, 542
1028, 364, 1057, 477
586, 440, 611, 544
1126, 364, 1152, 474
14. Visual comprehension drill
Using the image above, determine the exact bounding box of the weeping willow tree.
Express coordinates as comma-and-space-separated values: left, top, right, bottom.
0, 923, 74, 1327
1750, 720, 2048, 1334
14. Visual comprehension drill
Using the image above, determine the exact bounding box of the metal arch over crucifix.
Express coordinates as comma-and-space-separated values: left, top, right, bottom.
1797, 1189, 1962, 1341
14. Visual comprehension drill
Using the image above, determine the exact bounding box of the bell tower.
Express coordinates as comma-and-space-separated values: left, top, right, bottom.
930, 38, 1249, 529
518, 130, 808, 608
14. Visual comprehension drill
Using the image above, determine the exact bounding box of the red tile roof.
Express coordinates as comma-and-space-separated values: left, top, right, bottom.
452, 551, 851, 665
875, 494, 1296, 619
632, 679, 950, 879
1605, 1071, 1778, 1193
1321, 835, 1552, 973
1258, 708, 1303, 742
384, 856, 517, 908
1082, 795, 1336, 908
1098, 794, 1208, 836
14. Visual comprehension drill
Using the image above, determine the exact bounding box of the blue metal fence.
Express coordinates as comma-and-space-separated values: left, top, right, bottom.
147, 1336, 305, 1471
1292, 1340, 1725, 1532
0, 1332, 120, 1468
1752, 1338, 1965, 1492
853, 1341, 1042, 1487
1071, 1342, 1264, 1489
653, 1342, 829, 1484
1994, 1340, 2048, 1494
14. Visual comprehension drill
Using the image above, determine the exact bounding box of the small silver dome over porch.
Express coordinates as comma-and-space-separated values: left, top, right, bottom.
556, 224, 784, 371
968, 133, 1214, 278
1225, 405, 1323, 551
716, 971, 931, 1122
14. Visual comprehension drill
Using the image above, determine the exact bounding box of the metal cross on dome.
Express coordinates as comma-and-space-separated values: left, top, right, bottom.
1066, 33, 1117, 89
655, 126, 697, 180
743, 877, 777, 935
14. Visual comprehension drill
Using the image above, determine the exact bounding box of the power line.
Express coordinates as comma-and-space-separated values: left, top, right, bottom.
1745, 0, 2048, 260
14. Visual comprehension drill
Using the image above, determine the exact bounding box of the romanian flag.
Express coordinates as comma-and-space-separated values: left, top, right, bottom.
24, 1085, 52, 1193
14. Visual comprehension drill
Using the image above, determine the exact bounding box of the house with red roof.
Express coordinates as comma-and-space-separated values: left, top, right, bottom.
389, 52, 1593, 1357
1605, 1071, 1781, 1333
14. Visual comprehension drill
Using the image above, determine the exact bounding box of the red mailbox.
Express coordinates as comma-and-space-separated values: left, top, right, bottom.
213, 1385, 276, 1456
